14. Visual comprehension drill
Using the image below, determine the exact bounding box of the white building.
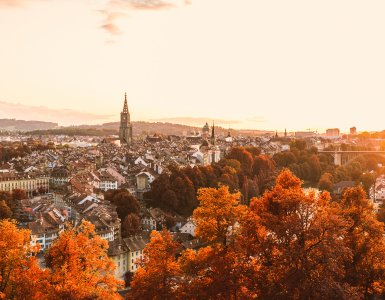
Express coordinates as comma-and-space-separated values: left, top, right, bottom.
180, 218, 196, 236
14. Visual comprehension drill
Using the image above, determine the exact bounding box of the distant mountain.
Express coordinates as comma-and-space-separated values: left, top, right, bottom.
75, 121, 272, 137
4, 118, 272, 137
0, 119, 58, 131
76, 121, 200, 136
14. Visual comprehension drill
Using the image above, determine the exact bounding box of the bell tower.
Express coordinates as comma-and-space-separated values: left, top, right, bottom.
119, 93, 133, 146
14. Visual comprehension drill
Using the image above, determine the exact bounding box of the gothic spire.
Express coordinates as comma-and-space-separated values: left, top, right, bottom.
211, 121, 215, 145
123, 92, 129, 114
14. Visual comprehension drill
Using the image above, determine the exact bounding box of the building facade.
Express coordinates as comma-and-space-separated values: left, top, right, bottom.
0, 174, 50, 196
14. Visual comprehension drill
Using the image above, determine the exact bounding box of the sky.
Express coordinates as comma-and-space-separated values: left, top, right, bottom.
0, 0, 385, 132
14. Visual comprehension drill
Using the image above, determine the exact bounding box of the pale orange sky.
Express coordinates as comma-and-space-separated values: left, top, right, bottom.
0, 0, 385, 132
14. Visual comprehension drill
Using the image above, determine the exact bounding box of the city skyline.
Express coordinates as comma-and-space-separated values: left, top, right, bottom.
1, 0, 385, 132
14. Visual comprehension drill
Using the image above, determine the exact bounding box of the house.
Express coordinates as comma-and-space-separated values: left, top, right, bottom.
123, 236, 148, 273
99, 167, 126, 187
179, 218, 196, 236
134, 157, 149, 167
136, 172, 155, 191
333, 181, 357, 196
108, 240, 129, 279
0, 173, 50, 196
51, 166, 70, 186
95, 170, 118, 191
140, 210, 157, 231
29, 211, 66, 251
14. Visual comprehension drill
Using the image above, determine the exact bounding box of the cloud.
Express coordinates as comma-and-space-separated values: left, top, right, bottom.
149, 117, 241, 127
0, 0, 24, 6
100, 0, 189, 36
0, 101, 113, 126
101, 22, 122, 36
123, 0, 175, 10
0, 0, 41, 7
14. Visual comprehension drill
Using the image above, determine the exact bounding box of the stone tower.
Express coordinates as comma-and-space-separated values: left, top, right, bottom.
119, 93, 133, 146
211, 121, 216, 145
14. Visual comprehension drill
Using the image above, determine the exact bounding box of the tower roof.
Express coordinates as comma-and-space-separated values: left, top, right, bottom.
122, 92, 129, 114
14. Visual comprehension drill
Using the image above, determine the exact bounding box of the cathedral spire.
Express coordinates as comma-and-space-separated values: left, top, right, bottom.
123, 92, 129, 114
211, 121, 215, 145
120, 92, 133, 146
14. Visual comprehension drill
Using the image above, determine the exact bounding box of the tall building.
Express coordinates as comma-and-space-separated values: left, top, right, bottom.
119, 93, 133, 146
326, 128, 340, 138
211, 121, 216, 145
202, 122, 210, 139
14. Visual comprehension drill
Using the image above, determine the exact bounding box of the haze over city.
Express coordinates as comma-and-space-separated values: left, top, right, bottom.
1, 0, 385, 131
4, 1, 385, 299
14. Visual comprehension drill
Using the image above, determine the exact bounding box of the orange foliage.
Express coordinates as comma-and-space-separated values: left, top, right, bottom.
340, 187, 385, 296
129, 229, 181, 300
241, 169, 355, 299
128, 170, 385, 299
0, 219, 48, 299
193, 186, 246, 245
180, 186, 252, 299
45, 220, 123, 300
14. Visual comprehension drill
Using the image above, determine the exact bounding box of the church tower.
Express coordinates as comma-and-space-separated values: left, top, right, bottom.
119, 93, 133, 146
211, 121, 216, 146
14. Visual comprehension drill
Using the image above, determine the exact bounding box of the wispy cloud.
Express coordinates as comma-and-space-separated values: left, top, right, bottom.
0, 0, 24, 6
100, 0, 190, 36
0, 101, 113, 126
0, 0, 42, 7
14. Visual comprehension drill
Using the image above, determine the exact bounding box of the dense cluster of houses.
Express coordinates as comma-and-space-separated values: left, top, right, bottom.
1, 124, 379, 280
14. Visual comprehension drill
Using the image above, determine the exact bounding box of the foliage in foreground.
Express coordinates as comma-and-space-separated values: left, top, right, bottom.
0, 220, 123, 300
131, 170, 385, 300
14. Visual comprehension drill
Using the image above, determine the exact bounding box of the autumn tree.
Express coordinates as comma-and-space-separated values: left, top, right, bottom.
226, 147, 254, 175
193, 186, 246, 246
45, 220, 123, 300
12, 189, 27, 200
377, 202, 385, 224
178, 186, 250, 299
0, 200, 12, 219
0, 191, 11, 206
0, 219, 48, 299
122, 213, 141, 238
130, 229, 181, 300
339, 187, 385, 297
105, 189, 140, 220
318, 172, 334, 192
360, 172, 376, 196
240, 170, 355, 299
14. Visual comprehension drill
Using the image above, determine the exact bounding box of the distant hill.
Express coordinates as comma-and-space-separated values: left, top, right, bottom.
76, 121, 201, 136
60, 121, 272, 137
6, 118, 272, 137
0, 119, 58, 131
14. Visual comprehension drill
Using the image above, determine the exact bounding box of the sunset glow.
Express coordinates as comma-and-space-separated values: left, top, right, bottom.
1, 0, 385, 132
